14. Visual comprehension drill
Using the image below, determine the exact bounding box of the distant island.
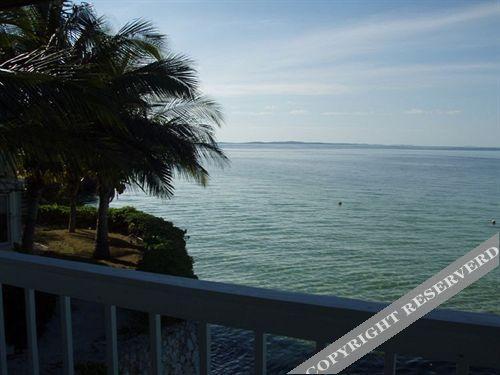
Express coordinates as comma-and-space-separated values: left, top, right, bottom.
220, 141, 500, 151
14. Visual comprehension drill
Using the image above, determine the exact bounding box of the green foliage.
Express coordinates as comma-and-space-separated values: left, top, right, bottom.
138, 242, 195, 278
108, 206, 185, 244
1, 0, 217, 347
38, 204, 195, 278
41, 178, 98, 206
38, 204, 97, 229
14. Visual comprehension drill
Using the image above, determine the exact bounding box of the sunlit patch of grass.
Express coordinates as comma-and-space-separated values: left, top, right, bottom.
35, 228, 144, 268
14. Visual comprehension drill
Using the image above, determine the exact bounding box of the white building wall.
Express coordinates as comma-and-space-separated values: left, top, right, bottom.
9, 190, 22, 245
0, 178, 23, 250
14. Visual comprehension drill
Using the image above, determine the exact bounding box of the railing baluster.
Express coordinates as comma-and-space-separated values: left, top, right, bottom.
59, 296, 74, 375
456, 356, 469, 375
384, 351, 396, 375
0, 251, 498, 375
104, 305, 118, 375
25, 289, 39, 375
254, 331, 266, 375
197, 321, 210, 375
0, 284, 8, 375
149, 313, 162, 375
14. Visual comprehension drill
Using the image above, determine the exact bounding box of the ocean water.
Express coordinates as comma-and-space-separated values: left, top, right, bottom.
111, 144, 500, 374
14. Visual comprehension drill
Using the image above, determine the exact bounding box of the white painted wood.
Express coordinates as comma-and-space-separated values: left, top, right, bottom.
254, 331, 266, 375
456, 356, 469, 375
384, 352, 396, 375
0, 252, 498, 370
0, 195, 10, 251
59, 296, 74, 375
197, 322, 210, 375
0, 284, 8, 375
148, 313, 161, 375
104, 305, 118, 375
25, 288, 39, 375
8, 191, 22, 245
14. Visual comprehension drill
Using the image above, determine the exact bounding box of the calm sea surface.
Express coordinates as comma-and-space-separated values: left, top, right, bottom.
111, 144, 500, 374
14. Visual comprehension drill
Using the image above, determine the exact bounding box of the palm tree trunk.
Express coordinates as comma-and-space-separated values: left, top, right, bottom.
67, 180, 80, 233
93, 184, 111, 259
68, 200, 77, 233
21, 177, 43, 253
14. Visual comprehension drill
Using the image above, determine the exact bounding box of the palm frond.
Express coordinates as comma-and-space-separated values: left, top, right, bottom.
110, 54, 199, 101
153, 95, 224, 127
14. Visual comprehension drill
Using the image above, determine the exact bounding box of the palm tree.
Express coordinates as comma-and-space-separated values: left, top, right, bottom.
0, 47, 121, 251
55, 8, 227, 258
0, 2, 227, 257
0, 3, 125, 251
90, 99, 226, 259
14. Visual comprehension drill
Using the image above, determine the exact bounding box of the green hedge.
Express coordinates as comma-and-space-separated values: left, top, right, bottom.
37, 204, 196, 279
5, 205, 196, 349
38, 204, 97, 229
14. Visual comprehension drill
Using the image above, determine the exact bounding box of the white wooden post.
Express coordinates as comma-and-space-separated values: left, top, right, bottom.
25, 289, 39, 375
104, 305, 118, 375
254, 331, 266, 375
0, 251, 497, 374
149, 313, 162, 375
197, 322, 210, 375
456, 356, 469, 375
384, 352, 396, 375
60, 296, 74, 375
0, 285, 7, 375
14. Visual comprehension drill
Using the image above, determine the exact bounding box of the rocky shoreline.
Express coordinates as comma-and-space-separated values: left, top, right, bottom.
7, 299, 199, 374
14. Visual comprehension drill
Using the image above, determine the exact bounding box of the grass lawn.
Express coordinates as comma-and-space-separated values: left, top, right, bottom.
35, 228, 144, 269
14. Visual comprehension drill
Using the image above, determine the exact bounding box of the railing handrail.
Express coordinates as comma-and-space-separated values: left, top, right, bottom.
0, 251, 499, 369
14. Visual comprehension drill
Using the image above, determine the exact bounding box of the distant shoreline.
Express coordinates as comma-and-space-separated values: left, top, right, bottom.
220, 141, 500, 151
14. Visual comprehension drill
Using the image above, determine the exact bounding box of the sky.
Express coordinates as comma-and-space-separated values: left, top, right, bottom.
90, 0, 500, 147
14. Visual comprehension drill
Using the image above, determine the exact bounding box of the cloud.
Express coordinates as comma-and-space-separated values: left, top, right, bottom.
231, 107, 309, 116
404, 108, 462, 115
405, 108, 426, 115
439, 110, 462, 115
320, 109, 463, 116
276, 3, 500, 69
231, 110, 272, 116
201, 3, 499, 99
289, 109, 308, 115
231, 105, 277, 116
232, 107, 462, 117
231, 111, 272, 116
203, 82, 350, 97
322, 111, 379, 116
292, 3, 499, 48
100, 1, 500, 103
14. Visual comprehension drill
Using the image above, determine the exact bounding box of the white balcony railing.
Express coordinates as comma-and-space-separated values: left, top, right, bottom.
0, 251, 499, 375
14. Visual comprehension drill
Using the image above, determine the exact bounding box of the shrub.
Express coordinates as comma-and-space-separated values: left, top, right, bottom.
36, 204, 196, 335
108, 206, 186, 243
37, 204, 97, 229
138, 242, 195, 278
37, 204, 195, 279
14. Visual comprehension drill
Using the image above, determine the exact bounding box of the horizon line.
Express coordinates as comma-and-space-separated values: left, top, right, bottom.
218, 141, 500, 150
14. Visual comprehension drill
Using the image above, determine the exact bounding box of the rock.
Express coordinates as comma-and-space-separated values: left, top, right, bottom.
118, 321, 199, 374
